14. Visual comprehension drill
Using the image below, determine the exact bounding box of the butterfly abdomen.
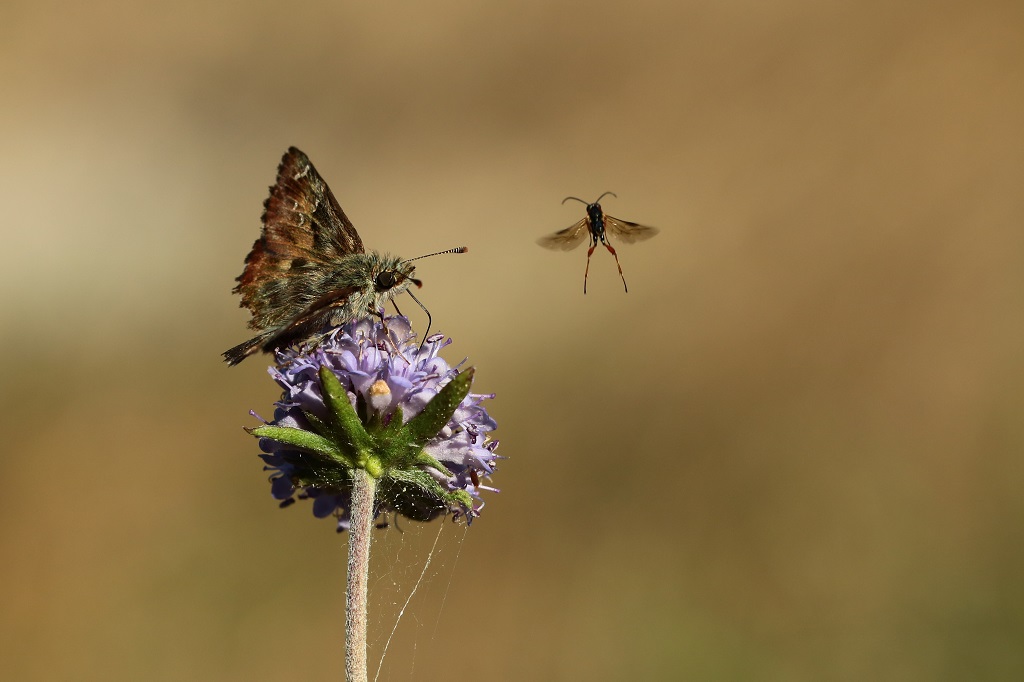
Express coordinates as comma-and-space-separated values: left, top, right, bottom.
223, 329, 278, 366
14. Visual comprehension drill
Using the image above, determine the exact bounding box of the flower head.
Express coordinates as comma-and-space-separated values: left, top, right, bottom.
249, 316, 499, 531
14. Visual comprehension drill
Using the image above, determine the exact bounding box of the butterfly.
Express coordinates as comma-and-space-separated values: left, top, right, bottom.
537, 192, 658, 293
223, 147, 464, 365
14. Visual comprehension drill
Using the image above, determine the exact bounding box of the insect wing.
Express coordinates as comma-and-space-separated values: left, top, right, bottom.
604, 215, 659, 244
537, 218, 590, 251
234, 147, 365, 330
256, 285, 363, 353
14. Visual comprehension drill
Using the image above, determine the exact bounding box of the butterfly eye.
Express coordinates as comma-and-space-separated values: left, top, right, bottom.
375, 271, 398, 290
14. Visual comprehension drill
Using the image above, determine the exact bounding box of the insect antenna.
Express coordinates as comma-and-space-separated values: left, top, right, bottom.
398, 246, 468, 348
563, 192, 617, 206
403, 246, 468, 263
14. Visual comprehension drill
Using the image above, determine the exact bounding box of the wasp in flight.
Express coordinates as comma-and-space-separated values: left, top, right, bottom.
537, 192, 658, 293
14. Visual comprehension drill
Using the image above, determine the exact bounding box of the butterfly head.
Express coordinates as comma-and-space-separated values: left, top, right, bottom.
367, 253, 420, 296
375, 264, 421, 291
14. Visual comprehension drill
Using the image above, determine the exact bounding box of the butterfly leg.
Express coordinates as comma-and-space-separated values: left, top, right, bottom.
375, 307, 413, 363
386, 300, 415, 358
602, 240, 628, 293
584, 244, 597, 294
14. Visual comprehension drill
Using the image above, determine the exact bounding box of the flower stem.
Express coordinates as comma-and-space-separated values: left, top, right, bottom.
345, 467, 376, 682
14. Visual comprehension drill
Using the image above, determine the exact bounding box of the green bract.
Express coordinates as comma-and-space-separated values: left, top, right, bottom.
248, 365, 477, 514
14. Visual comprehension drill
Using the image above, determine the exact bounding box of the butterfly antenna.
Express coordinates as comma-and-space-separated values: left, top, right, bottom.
593, 191, 617, 203
562, 196, 589, 206
403, 246, 468, 264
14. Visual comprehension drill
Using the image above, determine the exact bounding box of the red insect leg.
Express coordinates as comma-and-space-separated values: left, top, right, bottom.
603, 242, 628, 293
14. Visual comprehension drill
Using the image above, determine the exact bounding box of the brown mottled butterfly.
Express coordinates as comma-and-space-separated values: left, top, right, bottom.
224, 147, 465, 365
537, 192, 658, 294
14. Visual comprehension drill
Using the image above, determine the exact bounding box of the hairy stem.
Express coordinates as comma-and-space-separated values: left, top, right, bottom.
345, 467, 376, 682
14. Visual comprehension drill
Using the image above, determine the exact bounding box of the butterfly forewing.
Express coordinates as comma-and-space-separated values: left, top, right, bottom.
536, 218, 590, 251
235, 147, 365, 330
604, 215, 659, 244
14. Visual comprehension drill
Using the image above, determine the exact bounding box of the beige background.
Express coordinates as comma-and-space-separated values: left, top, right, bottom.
3, 1, 1023, 679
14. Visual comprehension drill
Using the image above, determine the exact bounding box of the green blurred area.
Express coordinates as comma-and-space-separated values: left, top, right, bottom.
2, 0, 1023, 679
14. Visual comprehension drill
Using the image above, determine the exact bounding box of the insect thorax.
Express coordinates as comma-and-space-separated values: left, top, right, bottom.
587, 204, 606, 239
323, 252, 412, 319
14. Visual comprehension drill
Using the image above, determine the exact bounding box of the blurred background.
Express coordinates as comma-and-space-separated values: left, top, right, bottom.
3, 0, 1023, 679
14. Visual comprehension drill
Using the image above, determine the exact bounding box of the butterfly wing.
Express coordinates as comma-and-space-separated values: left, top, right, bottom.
604, 215, 659, 244
537, 218, 590, 251
223, 279, 366, 365
255, 285, 362, 354
235, 147, 365, 330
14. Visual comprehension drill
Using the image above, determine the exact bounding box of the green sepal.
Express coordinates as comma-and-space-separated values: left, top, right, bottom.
377, 470, 446, 522
246, 424, 349, 464
444, 488, 474, 511
318, 366, 375, 465
378, 468, 472, 521
382, 405, 405, 436
381, 468, 448, 503
404, 368, 474, 445
301, 410, 333, 439
414, 450, 453, 478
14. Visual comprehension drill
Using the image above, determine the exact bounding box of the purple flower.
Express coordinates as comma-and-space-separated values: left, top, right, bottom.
249, 316, 500, 532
